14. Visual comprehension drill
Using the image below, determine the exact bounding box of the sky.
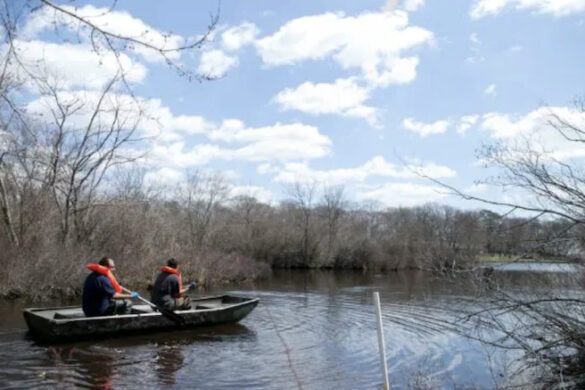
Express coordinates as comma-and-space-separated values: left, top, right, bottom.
10, 0, 585, 208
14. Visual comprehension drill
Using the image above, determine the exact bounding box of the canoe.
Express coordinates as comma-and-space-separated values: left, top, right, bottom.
23, 295, 259, 343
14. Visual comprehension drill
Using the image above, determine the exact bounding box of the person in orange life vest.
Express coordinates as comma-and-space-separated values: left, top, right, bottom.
151, 258, 197, 311
82, 257, 138, 317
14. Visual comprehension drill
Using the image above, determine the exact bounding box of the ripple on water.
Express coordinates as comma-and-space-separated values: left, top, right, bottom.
1, 272, 539, 389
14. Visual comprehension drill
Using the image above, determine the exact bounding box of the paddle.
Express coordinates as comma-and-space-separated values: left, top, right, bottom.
121, 287, 185, 325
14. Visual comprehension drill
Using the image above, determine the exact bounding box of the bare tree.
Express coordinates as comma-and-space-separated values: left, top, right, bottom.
40, 76, 144, 243
229, 194, 271, 254
0, 0, 219, 246
0, 152, 18, 247
181, 171, 230, 252
431, 100, 585, 387
9, 0, 218, 82
288, 181, 319, 266
0, 0, 224, 295
319, 184, 346, 265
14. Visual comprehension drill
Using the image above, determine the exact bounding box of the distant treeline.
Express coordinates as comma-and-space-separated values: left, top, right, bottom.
0, 171, 578, 300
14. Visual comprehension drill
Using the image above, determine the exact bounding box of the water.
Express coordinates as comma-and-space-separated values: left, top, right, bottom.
489, 261, 578, 273
0, 268, 580, 389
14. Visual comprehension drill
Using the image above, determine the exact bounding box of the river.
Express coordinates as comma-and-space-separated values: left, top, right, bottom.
0, 265, 580, 389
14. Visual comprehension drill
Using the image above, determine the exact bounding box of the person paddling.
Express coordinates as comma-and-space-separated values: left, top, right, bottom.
82, 257, 138, 317
151, 258, 196, 311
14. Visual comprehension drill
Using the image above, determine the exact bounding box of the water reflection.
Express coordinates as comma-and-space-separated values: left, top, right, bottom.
47, 346, 115, 389
154, 344, 183, 386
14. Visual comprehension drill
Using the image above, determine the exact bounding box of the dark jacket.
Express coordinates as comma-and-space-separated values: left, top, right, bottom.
82, 272, 115, 316
151, 272, 180, 308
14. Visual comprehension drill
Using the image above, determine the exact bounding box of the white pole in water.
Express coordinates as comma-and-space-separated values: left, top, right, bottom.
374, 291, 390, 390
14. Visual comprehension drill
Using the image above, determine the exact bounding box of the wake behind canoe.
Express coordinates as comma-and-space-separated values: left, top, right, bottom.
23, 295, 259, 343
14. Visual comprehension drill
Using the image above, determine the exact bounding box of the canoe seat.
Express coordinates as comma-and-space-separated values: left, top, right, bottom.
195, 305, 215, 310
54, 312, 85, 319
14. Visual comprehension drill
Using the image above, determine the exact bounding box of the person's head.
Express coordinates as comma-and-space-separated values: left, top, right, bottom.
167, 258, 179, 269
99, 257, 115, 270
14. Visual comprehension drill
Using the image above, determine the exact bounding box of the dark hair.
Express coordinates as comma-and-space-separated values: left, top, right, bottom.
167, 258, 179, 269
99, 257, 113, 266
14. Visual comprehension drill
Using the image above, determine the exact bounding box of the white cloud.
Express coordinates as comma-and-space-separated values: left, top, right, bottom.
470, 32, 481, 46
7, 40, 147, 90
465, 32, 485, 64
385, 0, 399, 12
479, 107, 585, 160
465, 183, 488, 194
403, 117, 450, 137
26, 87, 331, 168
402, 115, 483, 136
148, 120, 332, 169
149, 143, 227, 167
197, 49, 239, 78
221, 22, 260, 51
25, 90, 214, 143
230, 185, 275, 204
403, 0, 426, 12
257, 163, 279, 174
465, 55, 485, 64
480, 110, 539, 139
136, 99, 216, 142
272, 156, 455, 184
274, 79, 368, 113
357, 182, 449, 207
471, 0, 585, 19
213, 121, 332, 161
25, 90, 139, 131
470, 0, 510, 18
194, 22, 260, 79
405, 159, 458, 178
273, 78, 379, 126
197, 22, 260, 78
144, 167, 185, 187
23, 4, 184, 62
484, 83, 497, 96
256, 11, 433, 87
457, 115, 480, 134
143, 168, 243, 191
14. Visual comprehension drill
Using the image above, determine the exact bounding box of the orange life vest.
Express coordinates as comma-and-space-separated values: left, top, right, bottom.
160, 266, 183, 297
86, 264, 122, 293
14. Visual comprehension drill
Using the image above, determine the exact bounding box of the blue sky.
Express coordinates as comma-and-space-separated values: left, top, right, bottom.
12, 0, 585, 208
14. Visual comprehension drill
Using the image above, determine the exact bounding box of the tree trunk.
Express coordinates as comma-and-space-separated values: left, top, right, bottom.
0, 172, 19, 248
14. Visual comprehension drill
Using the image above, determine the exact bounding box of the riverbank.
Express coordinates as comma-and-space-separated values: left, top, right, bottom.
2, 250, 577, 301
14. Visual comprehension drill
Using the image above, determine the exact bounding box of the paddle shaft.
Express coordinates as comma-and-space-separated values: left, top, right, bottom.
121, 287, 156, 308
120, 286, 185, 325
